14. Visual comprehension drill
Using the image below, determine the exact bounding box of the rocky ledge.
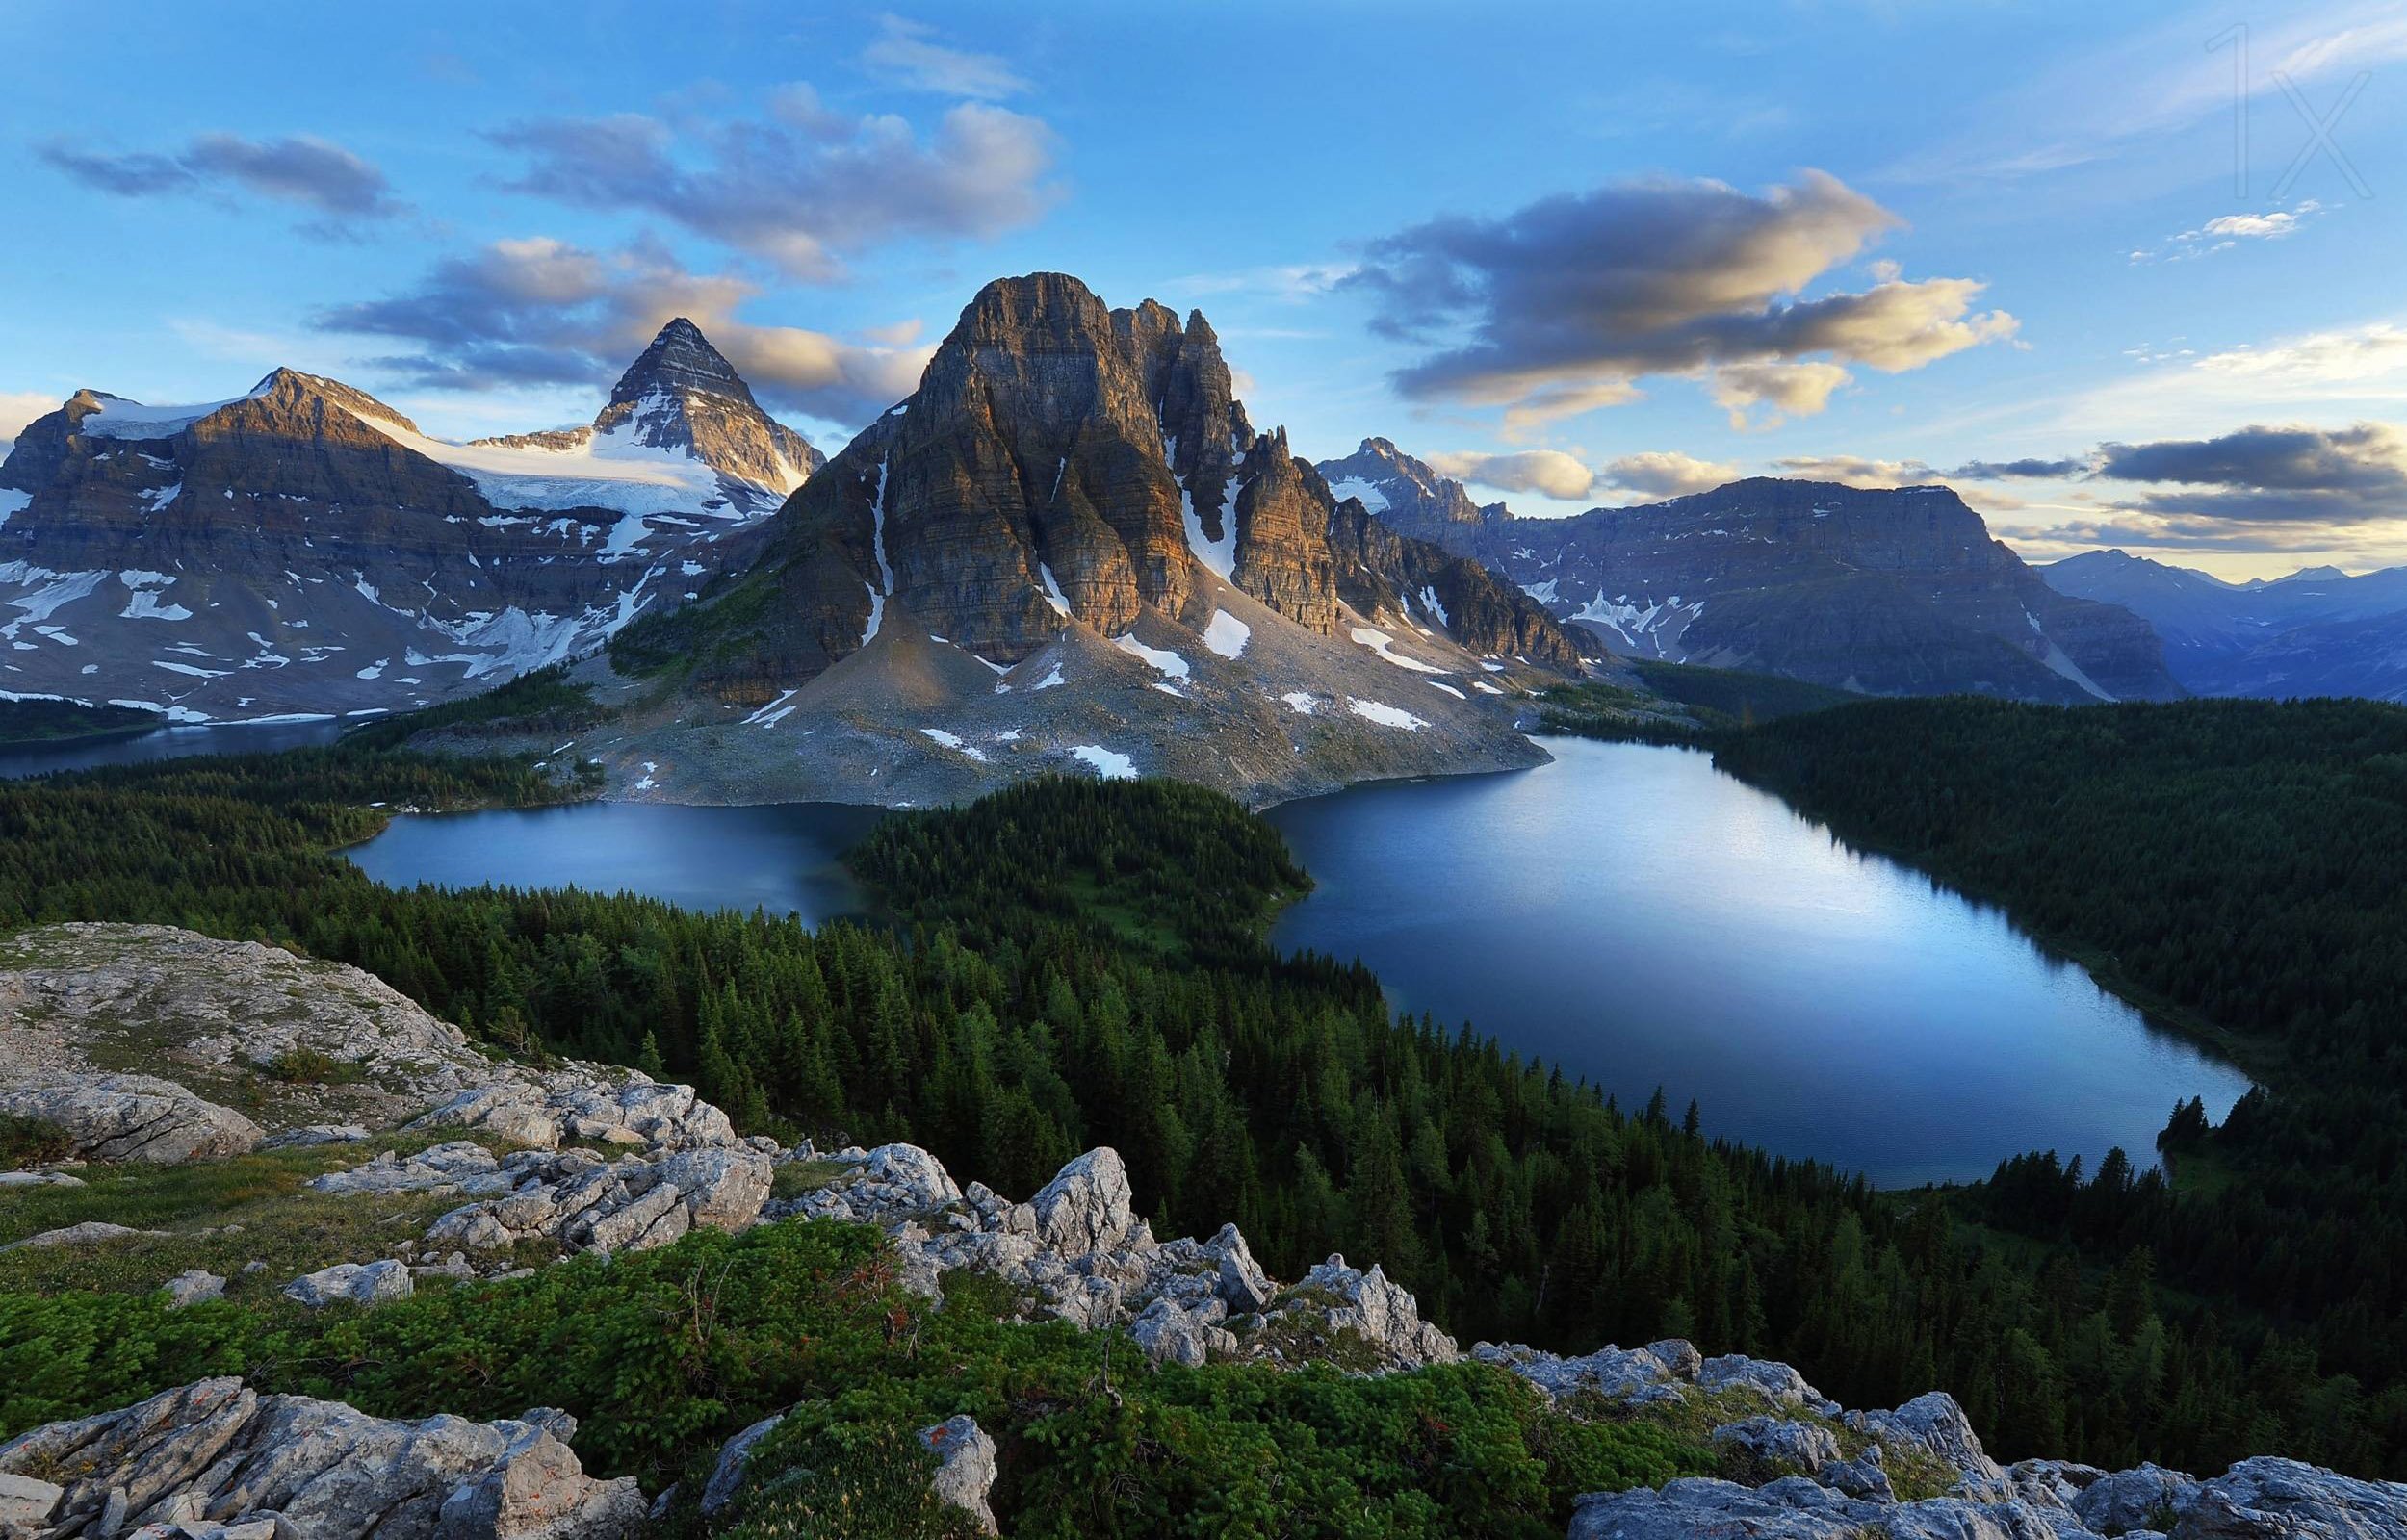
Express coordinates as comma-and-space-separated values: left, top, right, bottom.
0, 1377, 643, 1539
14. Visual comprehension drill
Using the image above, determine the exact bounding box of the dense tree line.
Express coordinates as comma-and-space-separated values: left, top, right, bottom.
1, 717, 2402, 1475
1719, 695, 2407, 1473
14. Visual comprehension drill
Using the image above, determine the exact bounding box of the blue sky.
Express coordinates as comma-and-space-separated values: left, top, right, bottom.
4, 0, 2404, 578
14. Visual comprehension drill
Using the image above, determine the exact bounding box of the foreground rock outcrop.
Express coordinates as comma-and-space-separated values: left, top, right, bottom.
774, 1141, 1456, 1373
8, 934, 2402, 1540
0, 1074, 259, 1165
0, 925, 744, 1163
1568, 1455, 2407, 1540
0, 1377, 644, 1539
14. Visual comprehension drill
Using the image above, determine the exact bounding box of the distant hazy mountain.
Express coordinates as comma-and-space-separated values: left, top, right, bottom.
0, 321, 818, 722
580, 272, 1584, 807
2042, 549, 2407, 701
1326, 464, 2180, 704
1316, 437, 1508, 549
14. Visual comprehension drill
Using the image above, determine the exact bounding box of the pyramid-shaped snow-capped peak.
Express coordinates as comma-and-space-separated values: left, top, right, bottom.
588, 319, 824, 491
608, 318, 760, 411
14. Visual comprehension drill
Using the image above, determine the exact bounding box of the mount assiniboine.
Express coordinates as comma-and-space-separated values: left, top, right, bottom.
556, 272, 1586, 807
0, 320, 820, 723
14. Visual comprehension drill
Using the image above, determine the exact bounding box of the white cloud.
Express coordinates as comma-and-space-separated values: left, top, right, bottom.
2131, 201, 2323, 263
1772, 454, 1942, 489
1423, 449, 1600, 500
490, 89, 1059, 281
1350, 171, 2015, 433
1597, 450, 1740, 498
860, 15, 1027, 99
0, 390, 65, 449
1709, 360, 1852, 428
318, 237, 931, 424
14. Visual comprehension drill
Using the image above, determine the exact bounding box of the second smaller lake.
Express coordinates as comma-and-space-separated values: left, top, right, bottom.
346, 801, 885, 924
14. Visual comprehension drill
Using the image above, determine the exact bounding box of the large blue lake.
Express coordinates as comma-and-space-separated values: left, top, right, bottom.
336, 735, 2250, 1186
1264, 737, 2250, 1187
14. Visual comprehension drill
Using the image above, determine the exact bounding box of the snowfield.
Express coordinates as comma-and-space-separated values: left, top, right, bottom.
1114, 634, 1193, 680
1071, 744, 1138, 780
1348, 698, 1430, 731
1349, 626, 1447, 675
1203, 610, 1251, 659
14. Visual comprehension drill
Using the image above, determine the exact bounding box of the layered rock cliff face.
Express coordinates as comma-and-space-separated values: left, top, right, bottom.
677, 273, 1563, 692
588, 274, 1570, 808
736, 273, 1318, 679
1325, 492, 1587, 671
1369, 473, 2181, 704
0, 321, 815, 721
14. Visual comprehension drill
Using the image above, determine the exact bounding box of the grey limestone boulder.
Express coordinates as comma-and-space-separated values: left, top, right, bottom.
0, 1075, 261, 1165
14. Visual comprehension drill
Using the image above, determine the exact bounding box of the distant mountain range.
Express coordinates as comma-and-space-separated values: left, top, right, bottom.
1316, 441, 2180, 705
2041, 549, 2407, 702
33, 265, 2407, 801
0, 321, 818, 722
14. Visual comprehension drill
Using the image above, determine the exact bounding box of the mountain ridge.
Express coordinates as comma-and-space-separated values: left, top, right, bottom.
0, 322, 820, 722
1310, 452, 2183, 705
2043, 547, 2407, 700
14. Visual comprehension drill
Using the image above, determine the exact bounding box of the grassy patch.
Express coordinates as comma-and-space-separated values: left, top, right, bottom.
0, 1130, 550, 1295
771, 1159, 851, 1202
253, 1047, 370, 1086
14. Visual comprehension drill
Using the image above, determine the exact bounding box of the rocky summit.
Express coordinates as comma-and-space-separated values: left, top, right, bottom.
559, 272, 1585, 808
0, 320, 816, 724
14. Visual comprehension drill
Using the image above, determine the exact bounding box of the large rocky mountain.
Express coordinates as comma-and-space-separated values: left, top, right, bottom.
0, 321, 819, 722
2043, 548, 2407, 701
572, 273, 1583, 806
1315, 457, 2182, 705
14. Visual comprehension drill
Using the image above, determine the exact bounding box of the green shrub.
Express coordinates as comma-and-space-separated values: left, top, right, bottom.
255, 1047, 366, 1085
0, 1116, 71, 1171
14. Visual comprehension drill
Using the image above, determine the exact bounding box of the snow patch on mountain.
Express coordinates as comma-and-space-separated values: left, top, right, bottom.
1348, 698, 1429, 731
1326, 476, 1390, 513
1203, 610, 1251, 659
1349, 626, 1448, 676
1071, 744, 1137, 780
1114, 635, 1192, 680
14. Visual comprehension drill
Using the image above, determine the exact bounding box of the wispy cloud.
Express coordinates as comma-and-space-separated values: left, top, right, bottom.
39, 132, 408, 239
0, 390, 66, 451
2130, 200, 2324, 263
489, 87, 1059, 281
860, 14, 1027, 99
1883, 2, 2407, 184
1422, 449, 1603, 500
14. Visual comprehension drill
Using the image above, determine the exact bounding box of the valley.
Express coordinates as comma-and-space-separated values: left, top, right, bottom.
338, 736, 2248, 1189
